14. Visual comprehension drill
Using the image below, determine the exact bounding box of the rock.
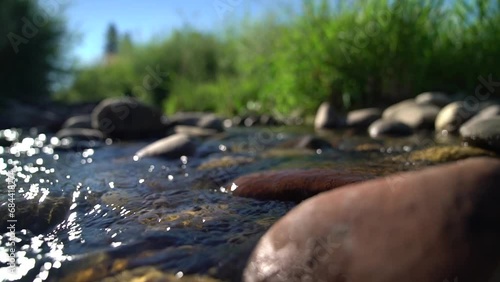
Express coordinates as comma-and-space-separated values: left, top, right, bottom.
259, 115, 280, 126
91, 98, 166, 139
174, 125, 218, 138
277, 135, 333, 151
415, 91, 452, 107
231, 169, 372, 202
135, 133, 196, 159
382, 99, 416, 119
461, 117, 500, 153
346, 108, 382, 128
197, 156, 254, 170
197, 114, 224, 132
405, 146, 494, 163
243, 157, 500, 282
368, 119, 413, 138
435, 101, 478, 134
384, 103, 440, 129
61, 115, 92, 129
56, 128, 104, 141
460, 104, 500, 133
314, 102, 340, 129
0, 197, 70, 234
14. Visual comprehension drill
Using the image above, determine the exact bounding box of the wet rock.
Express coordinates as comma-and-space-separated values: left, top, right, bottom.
197, 114, 224, 132
56, 128, 104, 141
405, 146, 494, 163
435, 101, 478, 134
175, 125, 218, 138
368, 119, 413, 138
346, 108, 382, 128
259, 115, 280, 126
461, 117, 500, 153
314, 102, 340, 129
91, 98, 166, 139
277, 135, 333, 151
197, 156, 254, 170
135, 133, 196, 159
243, 157, 500, 282
460, 104, 500, 133
61, 115, 92, 129
415, 91, 452, 107
231, 169, 371, 202
382, 99, 416, 119
99, 266, 222, 282
167, 112, 206, 126
384, 103, 440, 129
0, 197, 70, 234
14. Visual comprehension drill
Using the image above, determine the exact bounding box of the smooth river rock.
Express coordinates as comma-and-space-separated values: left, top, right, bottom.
346, 108, 382, 128
415, 91, 452, 107
62, 115, 92, 129
135, 133, 196, 159
368, 119, 413, 138
460, 117, 500, 153
91, 98, 166, 139
243, 157, 500, 282
231, 169, 372, 202
384, 102, 440, 129
435, 101, 478, 134
460, 104, 500, 133
55, 128, 104, 141
314, 102, 340, 129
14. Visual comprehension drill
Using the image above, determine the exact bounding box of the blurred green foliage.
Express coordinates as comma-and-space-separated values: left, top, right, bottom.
0, 0, 68, 103
57, 0, 500, 116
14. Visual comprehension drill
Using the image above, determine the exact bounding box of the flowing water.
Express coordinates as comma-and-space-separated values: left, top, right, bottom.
0, 126, 463, 281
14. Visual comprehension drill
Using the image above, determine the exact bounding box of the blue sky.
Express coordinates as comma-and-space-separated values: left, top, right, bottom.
53, 0, 301, 64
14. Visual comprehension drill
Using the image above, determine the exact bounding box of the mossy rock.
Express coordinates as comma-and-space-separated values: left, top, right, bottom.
406, 146, 495, 163
197, 156, 254, 170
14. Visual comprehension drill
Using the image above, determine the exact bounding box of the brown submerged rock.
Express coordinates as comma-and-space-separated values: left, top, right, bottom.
231, 169, 372, 202
243, 157, 500, 282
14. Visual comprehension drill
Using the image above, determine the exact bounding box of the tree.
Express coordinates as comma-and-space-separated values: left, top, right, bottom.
105, 23, 118, 56
0, 0, 68, 103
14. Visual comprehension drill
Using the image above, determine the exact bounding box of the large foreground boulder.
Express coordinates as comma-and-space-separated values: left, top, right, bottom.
244, 157, 500, 282
91, 98, 166, 139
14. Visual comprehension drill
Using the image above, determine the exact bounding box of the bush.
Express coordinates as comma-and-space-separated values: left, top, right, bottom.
58, 0, 500, 117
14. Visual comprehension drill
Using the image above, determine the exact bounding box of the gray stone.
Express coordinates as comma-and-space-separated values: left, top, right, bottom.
346, 108, 382, 128
174, 125, 218, 138
135, 134, 196, 159
415, 91, 452, 107
368, 119, 413, 138
460, 116, 500, 153
197, 114, 224, 132
56, 128, 104, 141
435, 101, 478, 134
314, 102, 339, 129
91, 98, 166, 139
460, 105, 500, 133
62, 115, 92, 129
382, 99, 416, 119
384, 101, 439, 129
243, 157, 500, 282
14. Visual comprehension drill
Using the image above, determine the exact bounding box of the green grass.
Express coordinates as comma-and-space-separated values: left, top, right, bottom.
56, 0, 500, 117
